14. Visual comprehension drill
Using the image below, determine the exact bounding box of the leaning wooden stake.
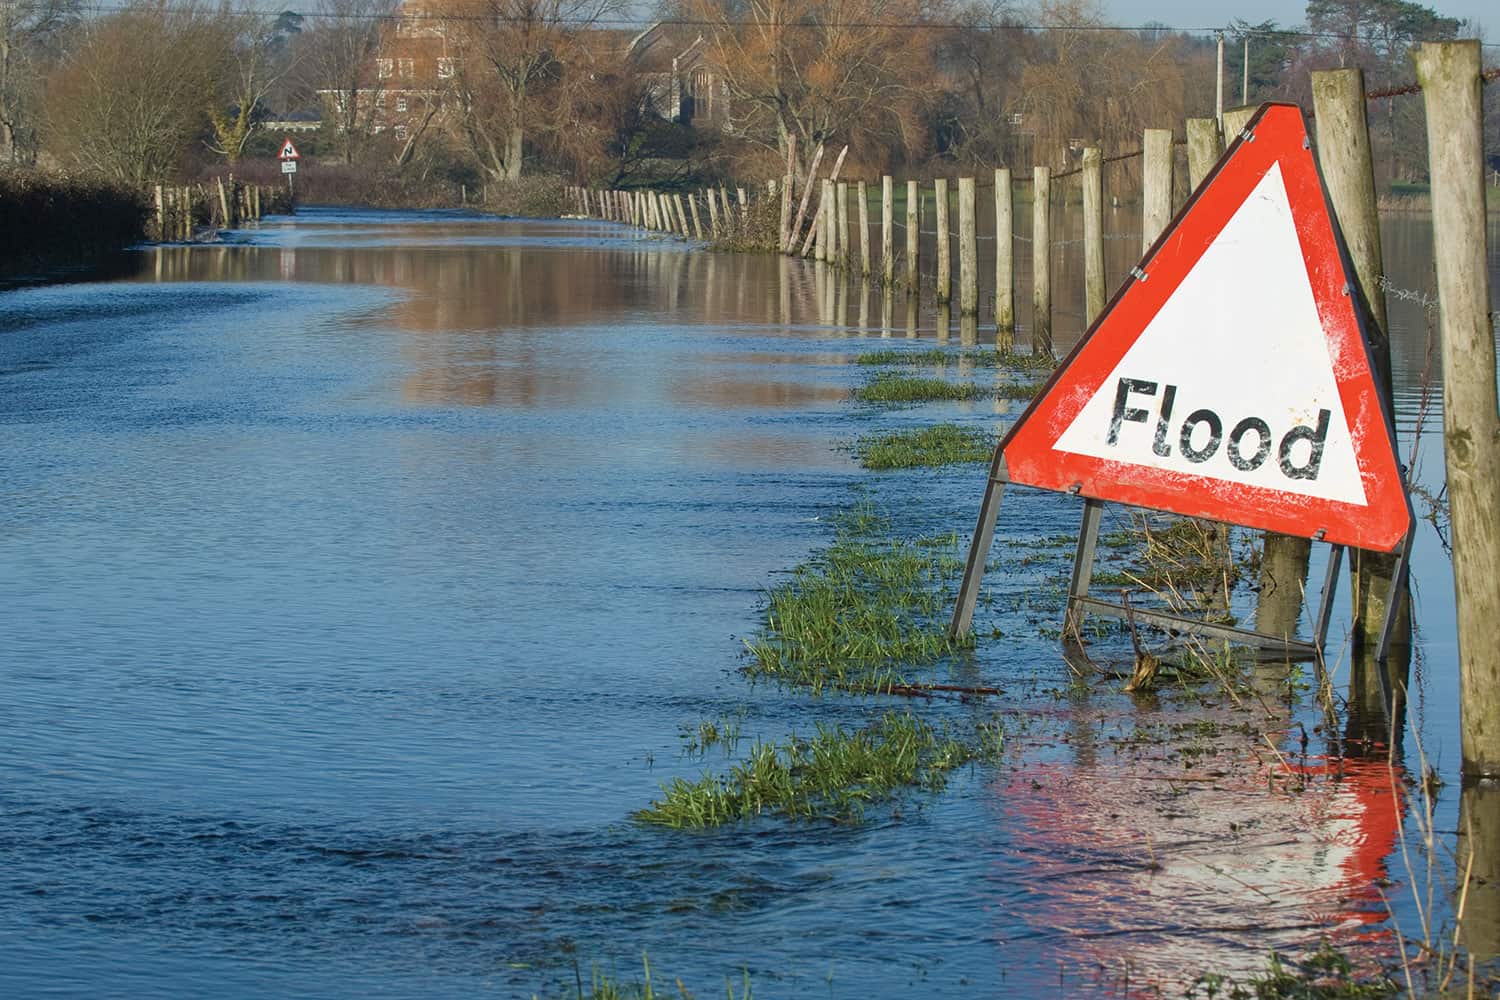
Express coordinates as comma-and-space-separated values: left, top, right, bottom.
1312, 67, 1409, 655
957, 177, 977, 317
995, 167, 1014, 350
787, 144, 825, 252
1415, 39, 1500, 778
1081, 148, 1105, 325
1142, 128, 1173, 252
934, 178, 951, 304
881, 176, 894, 286
1032, 166, 1052, 357
688, 194, 704, 240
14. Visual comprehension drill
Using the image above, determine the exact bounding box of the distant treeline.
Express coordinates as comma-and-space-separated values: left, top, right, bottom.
0, 170, 149, 274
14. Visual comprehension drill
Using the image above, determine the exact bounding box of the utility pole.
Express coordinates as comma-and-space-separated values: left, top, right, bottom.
1243, 36, 1250, 104
1216, 30, 1225, 126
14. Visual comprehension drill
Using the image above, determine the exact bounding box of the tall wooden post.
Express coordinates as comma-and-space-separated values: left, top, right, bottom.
154, 185, 165, 241
836, 181, 850, 269
1415, 40, 1500, 778
778, 175, 791, 248
857, 180, 871, 279
995, 167, 1014, 350
934, 178, 951, 304
1031, 166, 1051, 357
1142, 128, 1173, 252
1185, 117, 1223, 189
1081, 148, 1105, 325
881, 176, 894, 286
706, 188, 720, 237
957, 177, 977, 318
905, 180, 920, 295
1313, 67, 1409, 656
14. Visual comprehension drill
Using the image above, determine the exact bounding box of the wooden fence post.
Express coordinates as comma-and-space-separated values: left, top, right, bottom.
779, 175, 791, 248
836, 181, 850, 269
995, 167, 1014, 350
1415, 39, 1500, 778
905, 180, 920, 295
1081, 148, 1105, 325
1142, 128, 1173, 251
1312, 67, 1408, 657
881, 175, 894, 286
673, 193, 690, 237
1032, 166, 1051, 357
957, 176, 977, 317
706, 188, 721, 238
934, 178, 951, 304
857, 180, 871, 280
1221, 105, 1256, 141
824, 180, 837, 262
688, 194, 704, 240
787, 144, 824, 252
154, 185, 165, 241
1185, 117, 1223, 189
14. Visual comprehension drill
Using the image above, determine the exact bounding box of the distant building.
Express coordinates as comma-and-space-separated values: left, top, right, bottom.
624, 22, 731, 129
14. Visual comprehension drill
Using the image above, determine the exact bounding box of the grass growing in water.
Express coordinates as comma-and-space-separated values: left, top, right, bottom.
636, 710, 999, 827
544, 953, 753, 1000
852, 424, 994, 470
742, 506, 971, 694
853, 372, 987, 404
855, 348, 1056, 371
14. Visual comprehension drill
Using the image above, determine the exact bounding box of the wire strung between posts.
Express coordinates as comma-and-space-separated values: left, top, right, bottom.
1367, 65, 1500, 99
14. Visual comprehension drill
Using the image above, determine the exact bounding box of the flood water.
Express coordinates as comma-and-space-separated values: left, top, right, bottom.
2, 206, 1498, 997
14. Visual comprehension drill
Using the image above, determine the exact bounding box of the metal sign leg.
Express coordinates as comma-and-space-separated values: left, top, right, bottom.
1374, 530, 1415, 667
1064, 499, 1105, 640
951, 457, 1009, 636
1312, 544, 1345, 651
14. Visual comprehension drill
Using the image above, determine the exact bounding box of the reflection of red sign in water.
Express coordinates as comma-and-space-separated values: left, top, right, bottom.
992, 743, 1406, 992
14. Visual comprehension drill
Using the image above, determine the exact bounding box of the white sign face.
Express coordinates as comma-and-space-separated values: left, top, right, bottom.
1051, 162, 1368, 507
281, 160, 298, 174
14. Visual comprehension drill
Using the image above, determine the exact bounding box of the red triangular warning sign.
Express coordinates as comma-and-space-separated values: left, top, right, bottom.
1001, 103, 1410, 552
278, 138, 301, 160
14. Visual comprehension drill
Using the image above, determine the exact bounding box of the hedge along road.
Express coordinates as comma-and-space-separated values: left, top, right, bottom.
0, 206, 1490, 997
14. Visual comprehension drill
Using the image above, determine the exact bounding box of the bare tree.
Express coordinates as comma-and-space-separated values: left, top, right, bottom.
43, 1, 227, 183
443, 0, 629, 182
683, 0, 939, 178
299, 0, 397, 165
208, 5, 303, 163
0, 0, 79, 162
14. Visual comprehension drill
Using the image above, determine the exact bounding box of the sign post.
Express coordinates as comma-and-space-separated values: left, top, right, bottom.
278, 137, 301, 200
951, 103, 1413, 669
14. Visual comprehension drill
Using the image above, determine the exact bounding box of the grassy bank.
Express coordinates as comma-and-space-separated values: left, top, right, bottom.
0, 169, 149, 275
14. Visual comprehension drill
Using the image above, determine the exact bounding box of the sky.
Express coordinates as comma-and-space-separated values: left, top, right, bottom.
1100, 0, 1492, 37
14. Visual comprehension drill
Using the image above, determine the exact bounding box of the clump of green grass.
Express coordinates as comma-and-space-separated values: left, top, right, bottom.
854, 348, 955, 366
852, 424, 994, 470
853, 372, 987, 404
636, 711, 997, 827
682, 715, 744, 757
742, 507, 971, 694
1188, 940, 1396, 998
996, 376, 1047, 399
855, 348, 1056, 371
544, 953, 752, 1000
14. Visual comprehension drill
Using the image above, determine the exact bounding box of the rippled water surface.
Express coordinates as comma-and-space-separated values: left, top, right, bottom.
2, 207, 1497, 997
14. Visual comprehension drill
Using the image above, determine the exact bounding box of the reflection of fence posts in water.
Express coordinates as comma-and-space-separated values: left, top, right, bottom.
1416, 40, 1500, 780
1458, 781, 1500, 961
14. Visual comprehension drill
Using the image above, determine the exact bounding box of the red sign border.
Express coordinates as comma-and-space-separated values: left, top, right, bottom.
278, 137, 302, 161
998, 103, 1412, 553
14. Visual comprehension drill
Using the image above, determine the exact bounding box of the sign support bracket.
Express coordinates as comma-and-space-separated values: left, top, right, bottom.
950, 456, 1008, 636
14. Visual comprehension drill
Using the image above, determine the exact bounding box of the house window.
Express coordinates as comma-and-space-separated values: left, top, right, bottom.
375, 92, 386, 108
396, 96, 408, 113
437, 57, 455, 79
395, 126, 409, 140
398, 58, 415, 79
1008, 112, 1023, 126
376, 58, 393, 79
